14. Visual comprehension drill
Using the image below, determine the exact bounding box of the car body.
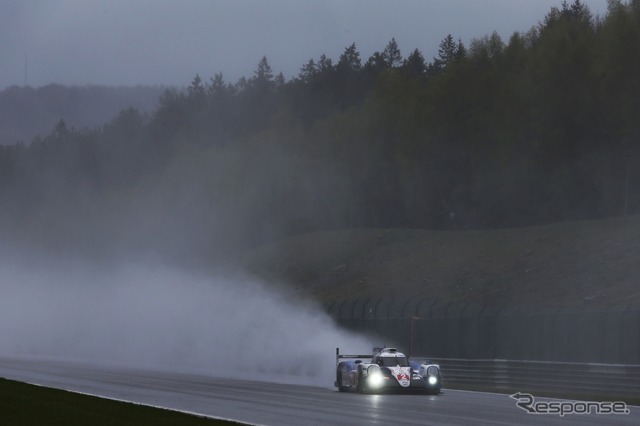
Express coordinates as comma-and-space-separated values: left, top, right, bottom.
335, 347, 442, 394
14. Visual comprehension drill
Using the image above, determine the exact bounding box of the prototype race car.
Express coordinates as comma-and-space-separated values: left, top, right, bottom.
335, 347, 442, 394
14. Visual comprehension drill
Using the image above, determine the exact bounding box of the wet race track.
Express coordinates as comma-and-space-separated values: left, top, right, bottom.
0, 356, 637, 426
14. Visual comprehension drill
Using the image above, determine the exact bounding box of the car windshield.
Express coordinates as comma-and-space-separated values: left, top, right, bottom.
379, 356, 409, 367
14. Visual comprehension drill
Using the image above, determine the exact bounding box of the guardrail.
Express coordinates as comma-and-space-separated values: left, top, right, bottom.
426, 357, 640, 402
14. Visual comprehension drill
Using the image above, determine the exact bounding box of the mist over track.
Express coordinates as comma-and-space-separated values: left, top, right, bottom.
0, 252, 370, 385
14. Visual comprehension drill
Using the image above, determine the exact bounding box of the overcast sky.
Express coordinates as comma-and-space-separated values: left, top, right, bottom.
1, 0, 609, 89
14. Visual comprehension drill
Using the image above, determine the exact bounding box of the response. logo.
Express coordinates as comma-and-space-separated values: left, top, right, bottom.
510, 393, 630, 417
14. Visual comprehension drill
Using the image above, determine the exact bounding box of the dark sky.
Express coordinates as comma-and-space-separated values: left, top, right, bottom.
1, 0, 609, 89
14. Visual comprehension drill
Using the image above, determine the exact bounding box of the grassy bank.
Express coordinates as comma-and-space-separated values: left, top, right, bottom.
235, 215, 640, 309
0, 378, 238, 426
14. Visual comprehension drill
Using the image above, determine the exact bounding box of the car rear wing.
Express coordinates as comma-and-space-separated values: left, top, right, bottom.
336, 347, 373, 365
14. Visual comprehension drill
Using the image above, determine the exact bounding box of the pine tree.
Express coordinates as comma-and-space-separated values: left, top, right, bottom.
403, 48, 426, 77
298, 59, 318, 82
252, 56, 274, 92
382, 38, 403, 67
338, 43, 361, 72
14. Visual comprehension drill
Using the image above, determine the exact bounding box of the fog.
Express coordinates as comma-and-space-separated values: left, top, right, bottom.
1, 0, 618, 392
0, 251, 371, 385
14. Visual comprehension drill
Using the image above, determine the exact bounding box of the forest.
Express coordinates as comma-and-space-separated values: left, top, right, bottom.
0, 0, 639, 262
0, 84, 164, 145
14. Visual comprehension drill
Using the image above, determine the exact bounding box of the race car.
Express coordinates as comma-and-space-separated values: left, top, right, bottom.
335, 347, 442, 394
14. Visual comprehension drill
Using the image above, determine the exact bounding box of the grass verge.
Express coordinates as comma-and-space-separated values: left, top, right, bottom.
0, 378, 239, 426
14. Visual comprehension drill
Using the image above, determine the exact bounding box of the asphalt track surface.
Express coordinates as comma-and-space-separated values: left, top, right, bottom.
1, 356, 637, 425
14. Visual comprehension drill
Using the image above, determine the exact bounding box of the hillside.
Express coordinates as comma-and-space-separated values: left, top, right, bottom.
234, 215, 640, 309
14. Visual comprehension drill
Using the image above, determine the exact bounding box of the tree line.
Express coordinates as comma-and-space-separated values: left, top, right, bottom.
1, 0, 639, 260
0, 84, 163, 145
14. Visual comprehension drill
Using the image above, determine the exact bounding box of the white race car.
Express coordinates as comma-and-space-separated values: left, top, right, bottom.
335, 347, 442, 394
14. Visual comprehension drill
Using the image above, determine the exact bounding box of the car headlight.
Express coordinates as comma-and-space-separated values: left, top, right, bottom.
427, 366, 439, 376
368, 371, 384, 387
367, 364, 384, 388
428, 376, 438, 385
